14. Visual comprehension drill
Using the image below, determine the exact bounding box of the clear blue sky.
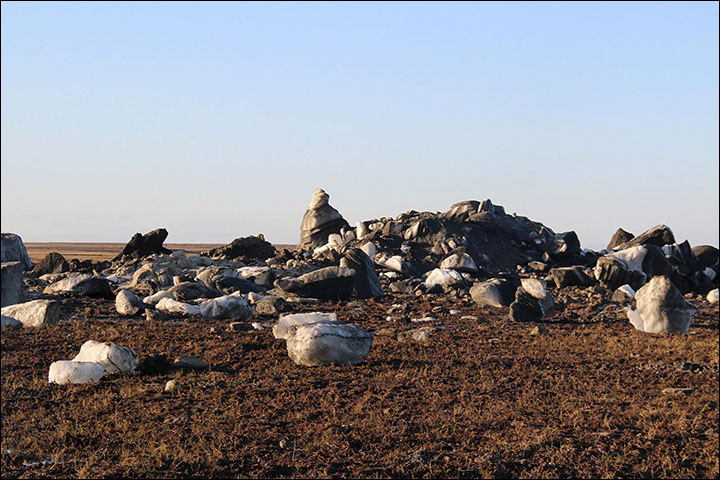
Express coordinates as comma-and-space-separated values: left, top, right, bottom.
2, 1, 718, 249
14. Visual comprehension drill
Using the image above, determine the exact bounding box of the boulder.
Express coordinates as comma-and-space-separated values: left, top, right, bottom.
273, 312, 338, 340
425, 268, 465, 292
614, 224, 675, 250
509, 278, 554, 322
173, 355, 209, 370
440, 252, 479, 273
707, 289, 719, 304
547, 231, 581, 258
213, 276, 266, 295
692, 245, 719, 268
470, 278, 516, 308
298, 189, 349, 250
113, 228, 171, 261
340, 248, 383, 299
143, 290, 174, 306
254, 295, 293, 316
31, 252, 69, 276
374, 255, 409, 275
397, 326, 444, 343
203, 235, 276, 261
169, 281, 221, 302
43, 273, 112, 297
48, 361, 106, 385
285, 322, 373, 366
593, 253, 646, 290
155, 297, 201, 316
626, 276, 695, 334
72, 340, 138, 373
115, 290, 146, 315
1, 315, 22, 330
0, 233, 33, 270
607, 228, 634, 250
274, 266, 356, 301
549, 266, 593, 288
1, 261, 23, 307
199, 295, 252, 320
1, 299, 60, 327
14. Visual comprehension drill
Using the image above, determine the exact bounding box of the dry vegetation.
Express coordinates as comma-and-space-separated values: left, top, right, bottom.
24, 243, 296, 263
1, 284, 718, 479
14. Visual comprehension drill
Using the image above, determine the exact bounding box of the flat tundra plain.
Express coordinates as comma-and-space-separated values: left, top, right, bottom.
1, 243, 718, 478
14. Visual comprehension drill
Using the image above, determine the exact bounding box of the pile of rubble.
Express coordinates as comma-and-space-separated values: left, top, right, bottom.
2, 188, 718, 376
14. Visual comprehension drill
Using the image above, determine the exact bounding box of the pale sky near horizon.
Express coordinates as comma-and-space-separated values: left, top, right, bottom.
1, 1, 718, 250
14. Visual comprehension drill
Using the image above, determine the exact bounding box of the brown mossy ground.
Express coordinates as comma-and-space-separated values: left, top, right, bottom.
2, 289, 718, 479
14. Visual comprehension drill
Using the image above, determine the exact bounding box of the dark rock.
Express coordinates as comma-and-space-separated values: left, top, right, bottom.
114, 228, 171, 261
253, 270, 277, 288
213, 276, 266, 295
32, 252, 70, 276
615, 224, 675, 250
665, 241, 704, 275
549, 266, 593, 288
173, 355, 209, 370
607, 228, 634, 250
1, 262, 23, 307
203, 235, 276, 261
548, 231, 581, 258
254, 295, 292, 315
299, 189, 349, 250
642, 245, 675, 276
169, 281, 221, 302
508, 278, 554, 322
0, 233, 33, 270
593, 256, 646, 291
692, 245, 719, 268
340, 248, 383, 299
470, 278, 516, 308
274, 266, 355, 301
68, 259, 94, 272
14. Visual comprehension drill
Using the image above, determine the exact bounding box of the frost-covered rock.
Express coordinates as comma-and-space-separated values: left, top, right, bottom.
155, 297, 201, 316
440, 253, 479, 273
286, 322, 373, 366
199, 295, 252, 320
425, 268, 465, 291
1, 261, 23, 307
707, 289, 719, 304
143, 290, 174, 306
72, 340, 138, 373
626, 276, 695, 334
48, 361, 106, 385
1, 299, 60, 327
273, 312, 337, 340
115, 290, 146, 315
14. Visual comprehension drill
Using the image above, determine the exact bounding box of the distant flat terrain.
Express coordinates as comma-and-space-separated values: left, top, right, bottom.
24, 242, 296, 263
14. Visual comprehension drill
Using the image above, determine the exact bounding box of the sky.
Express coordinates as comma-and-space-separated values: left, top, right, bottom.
1, 1, 718, 250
